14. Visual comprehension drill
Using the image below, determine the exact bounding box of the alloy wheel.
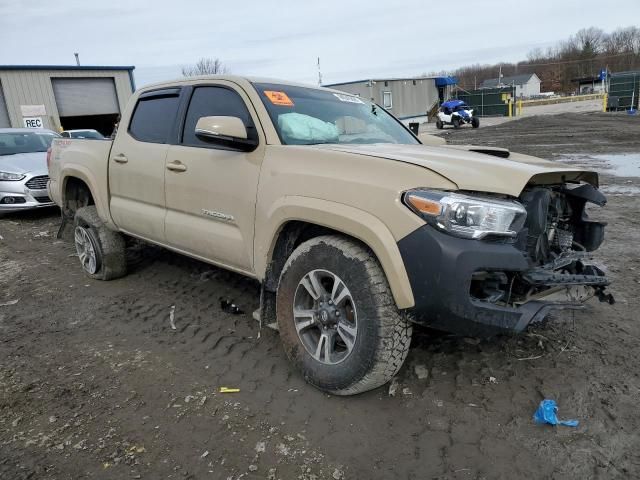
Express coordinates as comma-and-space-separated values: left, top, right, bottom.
74, 226, 99, 275
293, 269, 358, 365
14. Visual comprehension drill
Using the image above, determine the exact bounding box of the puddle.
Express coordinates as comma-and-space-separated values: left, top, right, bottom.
599, 184, 640, 196
592, 153, 640, 177
558, 153, 640, 178
556, 153, 640, 196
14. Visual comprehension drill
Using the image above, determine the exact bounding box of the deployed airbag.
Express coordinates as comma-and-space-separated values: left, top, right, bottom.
278, 113, 339, 143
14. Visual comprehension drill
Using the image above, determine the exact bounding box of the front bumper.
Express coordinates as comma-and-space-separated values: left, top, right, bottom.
397, 225, 609, 336
0, 179, 55, 213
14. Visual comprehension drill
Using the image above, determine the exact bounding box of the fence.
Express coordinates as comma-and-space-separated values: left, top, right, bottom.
454, 86, 516, 117
608, 72, 639, 110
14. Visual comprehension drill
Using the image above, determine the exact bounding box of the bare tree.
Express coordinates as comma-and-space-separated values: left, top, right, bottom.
444, 26, 640, 93
574, 27, 605, 57
182, 58, 228, 77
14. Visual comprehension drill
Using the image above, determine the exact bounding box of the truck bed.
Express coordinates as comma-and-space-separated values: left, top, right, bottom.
48, 138, 114, 224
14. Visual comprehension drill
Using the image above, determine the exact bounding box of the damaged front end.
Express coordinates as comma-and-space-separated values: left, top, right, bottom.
471, 183, 613, 311
398, 180, 612, 336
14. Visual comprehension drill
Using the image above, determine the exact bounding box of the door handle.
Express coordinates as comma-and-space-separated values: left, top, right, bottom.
167, 161, 187, 172
113, 154, 128, 164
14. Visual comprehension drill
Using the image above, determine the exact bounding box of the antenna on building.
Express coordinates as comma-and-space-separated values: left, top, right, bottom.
74, 53, 80, 66
317, 57, 322, 86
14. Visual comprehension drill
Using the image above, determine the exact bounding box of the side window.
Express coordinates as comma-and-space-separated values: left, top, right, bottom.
182, 86, 256, 148
129, 94, 180, 143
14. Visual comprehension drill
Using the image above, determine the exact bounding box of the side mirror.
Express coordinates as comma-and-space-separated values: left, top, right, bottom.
194, 116, 258, 151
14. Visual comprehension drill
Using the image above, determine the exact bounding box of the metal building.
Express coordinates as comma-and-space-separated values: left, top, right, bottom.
323, 77, 441, 123
0, 65, 135, 135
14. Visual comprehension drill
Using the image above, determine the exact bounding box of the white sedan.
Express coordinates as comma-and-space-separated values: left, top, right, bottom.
0, 128, 60, 213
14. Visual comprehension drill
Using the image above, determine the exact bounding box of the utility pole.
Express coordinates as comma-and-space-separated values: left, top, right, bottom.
74, 53, 80, 66
317, 57, 322, 86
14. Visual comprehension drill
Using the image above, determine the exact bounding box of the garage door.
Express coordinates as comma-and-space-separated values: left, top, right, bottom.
0, 82, 10, 128
52, 78, 120, 117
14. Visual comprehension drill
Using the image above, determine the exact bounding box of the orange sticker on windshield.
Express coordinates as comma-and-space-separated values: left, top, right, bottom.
264, 90, 294, 106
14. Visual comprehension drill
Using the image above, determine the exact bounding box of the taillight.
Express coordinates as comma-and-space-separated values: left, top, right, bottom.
46, 147, 52, 170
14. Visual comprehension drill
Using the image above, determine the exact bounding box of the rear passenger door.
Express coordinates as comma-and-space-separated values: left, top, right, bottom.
164, 83, 264, 274
109, 88, 181, 243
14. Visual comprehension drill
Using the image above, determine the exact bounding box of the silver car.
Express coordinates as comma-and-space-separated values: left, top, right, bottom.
0, 128, 60, 213
61, 129, 105, 139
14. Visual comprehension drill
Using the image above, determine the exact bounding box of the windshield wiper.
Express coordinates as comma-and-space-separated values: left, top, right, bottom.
0, 150, 46, 155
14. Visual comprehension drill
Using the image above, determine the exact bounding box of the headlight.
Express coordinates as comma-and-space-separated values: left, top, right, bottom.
0, 171, 26, 181
404, 189, 527, 239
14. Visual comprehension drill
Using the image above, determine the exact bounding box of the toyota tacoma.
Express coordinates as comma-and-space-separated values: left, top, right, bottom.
47, 76, 612, 395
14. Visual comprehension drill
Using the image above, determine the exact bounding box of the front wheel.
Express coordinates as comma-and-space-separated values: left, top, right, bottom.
472, 117, 480, 128
452, 117, 461, 129
276, 235, 412, 395
436, 119, 443, 129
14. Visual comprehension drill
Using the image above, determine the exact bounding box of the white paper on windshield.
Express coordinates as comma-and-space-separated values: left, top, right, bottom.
333, 93, 364, 104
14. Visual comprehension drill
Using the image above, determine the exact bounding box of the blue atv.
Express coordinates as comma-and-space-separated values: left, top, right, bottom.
436, 100, 480, 129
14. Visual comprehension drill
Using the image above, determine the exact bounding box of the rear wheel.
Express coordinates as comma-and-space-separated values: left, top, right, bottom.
452, 117, 461, 129
472, 117, 480, 128
73, 206, 126, 280
276, 235, 412, 395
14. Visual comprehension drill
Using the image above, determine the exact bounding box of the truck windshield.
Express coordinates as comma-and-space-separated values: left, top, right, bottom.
0, 131, 58, 156
253, 82, 419, 146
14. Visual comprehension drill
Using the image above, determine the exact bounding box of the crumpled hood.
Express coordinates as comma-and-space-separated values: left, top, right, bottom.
0, 151, 48, 175
315, 144, 598, 197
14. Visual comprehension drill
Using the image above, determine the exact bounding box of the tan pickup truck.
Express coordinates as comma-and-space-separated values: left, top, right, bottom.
48, 76, 612, 395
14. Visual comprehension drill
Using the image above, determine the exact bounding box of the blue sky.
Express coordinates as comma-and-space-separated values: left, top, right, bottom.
1, 0, 638, 86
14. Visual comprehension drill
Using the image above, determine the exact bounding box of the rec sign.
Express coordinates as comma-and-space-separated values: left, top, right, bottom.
23, 117, 44, 128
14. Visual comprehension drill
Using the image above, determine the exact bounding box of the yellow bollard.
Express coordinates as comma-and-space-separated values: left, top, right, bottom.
603, 93, 608, 112
518, 99, 523, 116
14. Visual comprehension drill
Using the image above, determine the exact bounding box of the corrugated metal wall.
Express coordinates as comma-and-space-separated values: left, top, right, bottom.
0, 81, 10, 128
329, 79, 439, 119
0, 69, 133, 131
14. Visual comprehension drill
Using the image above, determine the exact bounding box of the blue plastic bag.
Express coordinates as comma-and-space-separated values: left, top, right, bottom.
533, 399, 579, 427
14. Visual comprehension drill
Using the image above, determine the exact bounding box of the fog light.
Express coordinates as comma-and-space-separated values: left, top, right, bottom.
1, 196, 26, 204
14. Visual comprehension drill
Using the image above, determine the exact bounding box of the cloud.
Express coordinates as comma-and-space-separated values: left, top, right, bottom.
2, 0, 639, 86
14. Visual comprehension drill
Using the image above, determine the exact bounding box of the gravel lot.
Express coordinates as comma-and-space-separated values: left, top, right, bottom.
1, 112, 639, 479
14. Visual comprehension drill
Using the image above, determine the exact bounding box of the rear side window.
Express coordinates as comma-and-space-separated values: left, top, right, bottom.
182, 86, 256, 147
129, 93, 180, 143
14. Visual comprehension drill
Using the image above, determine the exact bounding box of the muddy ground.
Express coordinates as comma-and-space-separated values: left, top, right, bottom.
1, 112, 639, 479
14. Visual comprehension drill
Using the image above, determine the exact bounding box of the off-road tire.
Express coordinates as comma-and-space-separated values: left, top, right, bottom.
276, 235, 412, 395
436, 119, 443, 129
73, 206, 127, 280
472, 117, 480, 128
452, 117, 461, 129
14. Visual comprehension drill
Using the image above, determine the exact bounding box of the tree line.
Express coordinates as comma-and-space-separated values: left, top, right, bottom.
445, 26, 640, 93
